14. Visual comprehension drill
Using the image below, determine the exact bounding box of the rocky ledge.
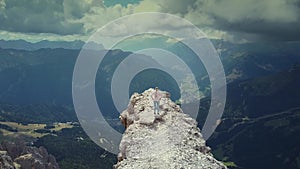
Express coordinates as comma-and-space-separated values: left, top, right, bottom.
114, 88, 227, 169
0, 141, 59, 169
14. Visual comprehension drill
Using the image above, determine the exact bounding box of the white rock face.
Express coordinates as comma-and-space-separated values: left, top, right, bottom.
0, 142, 59, 169
115, 88, 227, 169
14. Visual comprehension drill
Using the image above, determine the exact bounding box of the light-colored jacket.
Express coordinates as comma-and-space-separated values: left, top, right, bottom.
152, 91, 162, 101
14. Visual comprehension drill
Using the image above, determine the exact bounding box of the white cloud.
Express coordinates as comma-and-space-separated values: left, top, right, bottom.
63, 0, 103, 19
182, 0, 300, 41
0, 30, 88, 42
80, 0, 300, 42
0, 0, 299, 42
85, 11, 218, 50
80, 4, 136, 34
133, 0, 161, 13
198, 0, 299, 23
0, 0, 85, 35
0, 0, 5, 9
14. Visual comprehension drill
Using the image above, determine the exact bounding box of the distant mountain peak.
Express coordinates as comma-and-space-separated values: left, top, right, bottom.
0, 39, 104, 51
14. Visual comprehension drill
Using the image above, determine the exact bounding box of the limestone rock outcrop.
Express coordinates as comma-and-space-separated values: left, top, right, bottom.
0, 142, 59, 169
0, 150, 15, 169
115, 88, 227, 169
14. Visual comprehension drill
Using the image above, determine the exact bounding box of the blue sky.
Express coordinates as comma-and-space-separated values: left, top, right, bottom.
0, 0, 299, 42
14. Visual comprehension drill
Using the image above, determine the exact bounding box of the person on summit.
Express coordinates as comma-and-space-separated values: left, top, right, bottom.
152, 87, 162, 115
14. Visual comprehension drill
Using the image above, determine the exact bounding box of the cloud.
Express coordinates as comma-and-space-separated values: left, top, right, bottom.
197, 0, 299, 23
181, 0, 300, 41
0, 0, 104, 35
0, 0, 5, 9
0, 0, 299, 42
154, 0, 197, 16
0, 30, 88, 42
80, 4, 136, 34
82, 0, 300, 42
63, 0, 103, 19
78, 0, 204, 41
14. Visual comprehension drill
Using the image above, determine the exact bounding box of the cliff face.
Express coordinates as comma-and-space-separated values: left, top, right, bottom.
0, 142, 59, 169
115, 89, 227, 169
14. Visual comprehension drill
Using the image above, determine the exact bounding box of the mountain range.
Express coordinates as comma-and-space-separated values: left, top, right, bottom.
0, 39, 299, 169
0, 40, 104, 51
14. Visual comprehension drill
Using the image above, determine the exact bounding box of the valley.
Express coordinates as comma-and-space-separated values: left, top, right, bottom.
0, 40, 299, 168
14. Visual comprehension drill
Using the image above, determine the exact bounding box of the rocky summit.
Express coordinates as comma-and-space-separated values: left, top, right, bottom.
114, 88, 227, 169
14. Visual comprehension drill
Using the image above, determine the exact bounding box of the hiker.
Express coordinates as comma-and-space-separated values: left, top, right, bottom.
151, 87, 162, 115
